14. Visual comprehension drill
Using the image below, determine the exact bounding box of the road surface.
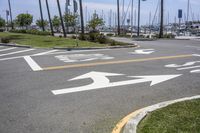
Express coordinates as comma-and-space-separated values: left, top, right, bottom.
0, 39, 200, 133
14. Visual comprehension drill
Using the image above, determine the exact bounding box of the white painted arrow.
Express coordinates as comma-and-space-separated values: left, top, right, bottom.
52, 71, 181, 95
130, 49, 155, 55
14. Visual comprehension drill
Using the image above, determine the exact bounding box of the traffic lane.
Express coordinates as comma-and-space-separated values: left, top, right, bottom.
1, 56, 200, 132
137, 39, 200, 51
31, 47, 198, 70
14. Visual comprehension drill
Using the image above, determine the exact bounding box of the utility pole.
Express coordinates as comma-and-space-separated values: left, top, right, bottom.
79, 0, 84, 34
137, 0, 141, 37
45, 0, 54, 36
39, 0, 45, 31
117, 0, 120, 35
57, 0, 67, 37
159, 0, 164, 38
8, 0, 13, 29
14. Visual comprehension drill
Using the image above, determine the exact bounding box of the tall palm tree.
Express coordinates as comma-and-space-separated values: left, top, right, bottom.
57, 0, 67, 37
79, 0, 84, 34
39, 0, 45, 31
45, 0, 54, 36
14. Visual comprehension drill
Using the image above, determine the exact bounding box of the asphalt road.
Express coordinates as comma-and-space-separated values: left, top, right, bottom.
0, 39, 200, 133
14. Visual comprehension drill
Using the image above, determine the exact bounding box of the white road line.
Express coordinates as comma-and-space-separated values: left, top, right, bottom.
0, 55, 27, 61
0, 47, 16, 52
0, 49, 34, 57
177, 65, 200, 70
33, 50, 59, 56
23, 56, 43, 71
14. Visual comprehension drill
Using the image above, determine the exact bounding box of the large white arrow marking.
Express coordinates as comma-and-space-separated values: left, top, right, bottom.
130, 49, 155, 55
52, 71, 181, 95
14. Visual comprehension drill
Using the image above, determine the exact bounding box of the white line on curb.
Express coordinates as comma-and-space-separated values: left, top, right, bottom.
23, 56, 43, 71
0, 47, 16, 52
0, 49, 34, 57
123, 95, 200, 133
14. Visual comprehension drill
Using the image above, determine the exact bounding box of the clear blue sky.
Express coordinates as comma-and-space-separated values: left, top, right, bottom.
0, 0, 200, 25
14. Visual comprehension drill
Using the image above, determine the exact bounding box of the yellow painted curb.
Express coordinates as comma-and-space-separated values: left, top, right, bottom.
112, 109, 142, 133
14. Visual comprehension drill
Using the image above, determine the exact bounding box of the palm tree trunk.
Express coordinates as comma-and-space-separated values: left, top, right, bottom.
79, 0, 84, 34
57, 0, 67, 37
45, 0, 54, 36
159, 0, 164, 38
39, 0, 45, 31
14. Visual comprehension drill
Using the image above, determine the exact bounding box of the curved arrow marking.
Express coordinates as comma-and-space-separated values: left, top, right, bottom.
52, 71, 181, 95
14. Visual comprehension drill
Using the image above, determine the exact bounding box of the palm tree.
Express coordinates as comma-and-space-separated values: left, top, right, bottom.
79, 0, 84, 34
57, 0, 66, 37
45, 0, 54, 36
39, 0, 45, 31
159, 0, 164, 38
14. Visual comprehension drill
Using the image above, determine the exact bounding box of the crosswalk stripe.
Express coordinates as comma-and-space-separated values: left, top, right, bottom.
0, 47, 16, 52
0, 49, 34, 57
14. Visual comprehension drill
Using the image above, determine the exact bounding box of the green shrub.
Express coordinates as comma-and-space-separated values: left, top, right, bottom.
1, 37, 10, 43
71, 35, 77, 39
0, 29, 4, 32
78, 33, 87, 40
89, 32, 99, 42
10, 29, 50, 36
97, 34, 107, 44
107, 33, 114, 37
110, 40, 117, 46
163, 33, 175, 39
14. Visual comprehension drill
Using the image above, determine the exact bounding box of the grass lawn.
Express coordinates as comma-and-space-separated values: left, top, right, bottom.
0, 32, 108, 48
137, 99, 200, 133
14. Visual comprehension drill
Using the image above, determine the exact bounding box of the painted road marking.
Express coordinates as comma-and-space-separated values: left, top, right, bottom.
0, 49, 34, 57
33, 50, 59, 56
44, 54, 194, 71
55, 54, 114, 63
0, 47, 16, 52
191, 69, 200, 73
166, 60, 200, 73
0, 46, 5, 49
24, 56, 43, 71
130, 49, 155, 55
51, 71, 181, 95
177, 65, 200, 70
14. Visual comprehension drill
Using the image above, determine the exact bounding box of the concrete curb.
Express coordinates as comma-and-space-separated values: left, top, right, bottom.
53, 44, 138, 51
123, 95, 200, 133
113, 95, 200, 133
0, 43, 32, 48
0, 43, 138, 51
